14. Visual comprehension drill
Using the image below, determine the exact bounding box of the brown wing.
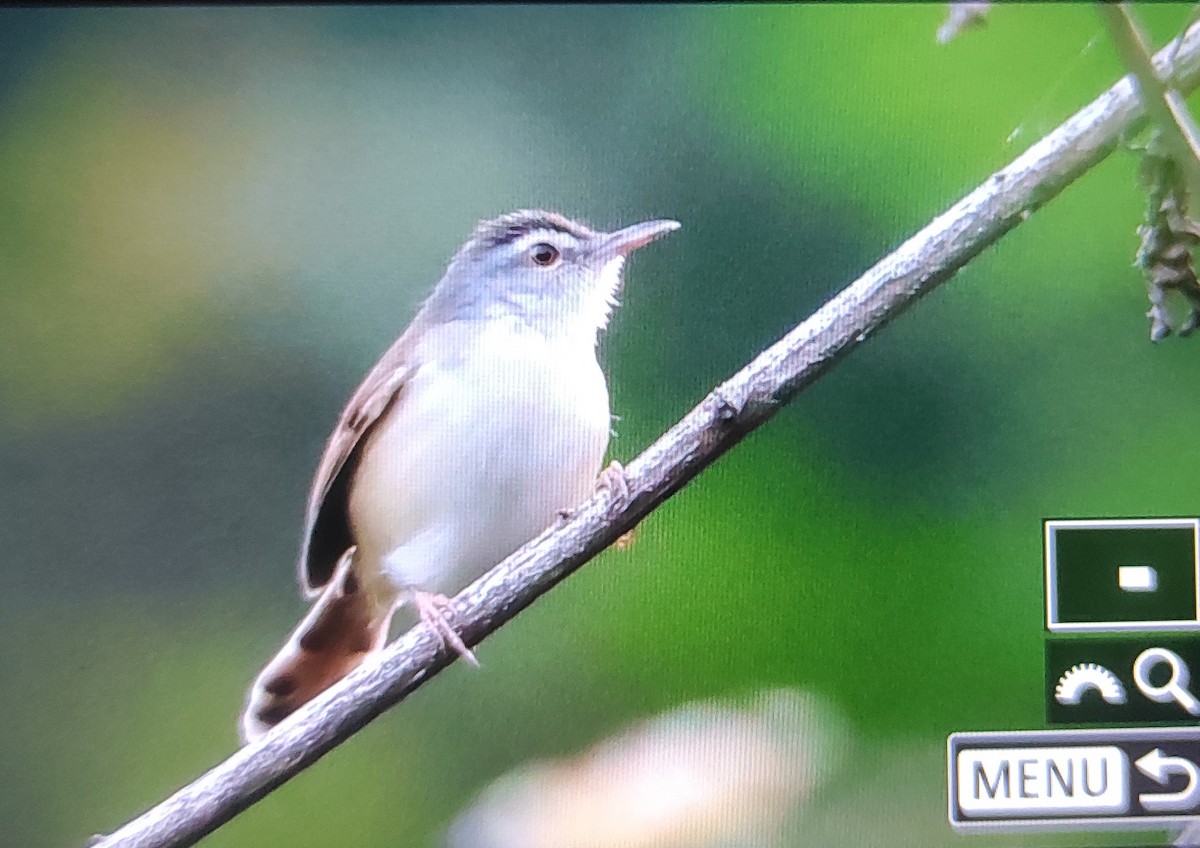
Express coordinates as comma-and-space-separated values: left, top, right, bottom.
298, 327, 417, 596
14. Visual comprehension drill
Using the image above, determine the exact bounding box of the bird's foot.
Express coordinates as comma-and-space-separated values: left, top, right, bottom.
411, 590, 480, 668
597, 460, 630, 504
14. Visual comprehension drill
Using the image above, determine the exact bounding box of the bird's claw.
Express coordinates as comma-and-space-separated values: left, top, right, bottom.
412, 590, 480, 668
597, 460, 630, 504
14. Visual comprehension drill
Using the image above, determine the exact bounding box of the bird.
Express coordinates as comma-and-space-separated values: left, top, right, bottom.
240, 209, 680, 742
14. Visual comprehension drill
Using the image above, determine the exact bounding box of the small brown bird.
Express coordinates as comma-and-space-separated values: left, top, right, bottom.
240, 210, 679, 742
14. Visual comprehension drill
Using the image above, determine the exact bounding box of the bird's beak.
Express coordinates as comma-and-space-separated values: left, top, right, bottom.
596, 219, 681, 258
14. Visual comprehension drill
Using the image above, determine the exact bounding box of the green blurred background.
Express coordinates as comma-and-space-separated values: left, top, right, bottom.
2, 4, 1199, 846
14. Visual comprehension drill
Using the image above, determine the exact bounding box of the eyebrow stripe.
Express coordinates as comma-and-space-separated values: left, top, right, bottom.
471, 209, 595, 248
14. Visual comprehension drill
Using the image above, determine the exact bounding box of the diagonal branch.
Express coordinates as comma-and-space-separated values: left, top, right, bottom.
92, 18, 1200, 848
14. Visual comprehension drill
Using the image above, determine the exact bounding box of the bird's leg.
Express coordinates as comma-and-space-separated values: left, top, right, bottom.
558, 460, 629, 524
600, 461, 641, 548
411, 590, 480, 668
597, 459, 630, 503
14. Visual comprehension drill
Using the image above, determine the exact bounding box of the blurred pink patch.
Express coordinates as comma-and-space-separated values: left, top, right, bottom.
448, 690, 851, 848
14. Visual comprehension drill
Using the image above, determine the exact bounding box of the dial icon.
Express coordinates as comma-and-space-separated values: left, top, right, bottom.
1055, 663, 1127, 705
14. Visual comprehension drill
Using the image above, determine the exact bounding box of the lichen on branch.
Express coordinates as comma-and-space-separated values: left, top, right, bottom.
1136, 130, 1200, 340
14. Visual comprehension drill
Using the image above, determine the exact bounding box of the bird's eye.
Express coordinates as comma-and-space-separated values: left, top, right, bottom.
531, 243, 560, 266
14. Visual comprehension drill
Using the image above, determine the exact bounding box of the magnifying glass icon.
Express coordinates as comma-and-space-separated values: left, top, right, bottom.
1133, 647, 1200, 716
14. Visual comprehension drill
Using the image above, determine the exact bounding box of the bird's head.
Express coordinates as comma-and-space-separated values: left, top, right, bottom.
424, 209, 680, 343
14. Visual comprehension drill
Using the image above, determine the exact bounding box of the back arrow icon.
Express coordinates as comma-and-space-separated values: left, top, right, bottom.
1136, 748, 1200, 813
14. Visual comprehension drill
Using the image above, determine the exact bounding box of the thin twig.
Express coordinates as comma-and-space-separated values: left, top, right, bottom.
1100, 3, 1200, 199
91, 18, 1200, 848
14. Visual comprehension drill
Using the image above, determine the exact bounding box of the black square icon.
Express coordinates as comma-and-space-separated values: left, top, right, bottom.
1046, 519, 1200, 632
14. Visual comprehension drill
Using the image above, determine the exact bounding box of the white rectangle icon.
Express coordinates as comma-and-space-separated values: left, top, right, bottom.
956, 746, 1129, 817
1118, 565, 1158, 592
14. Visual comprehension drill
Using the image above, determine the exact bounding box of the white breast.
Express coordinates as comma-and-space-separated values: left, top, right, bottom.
348, 317, 611, 601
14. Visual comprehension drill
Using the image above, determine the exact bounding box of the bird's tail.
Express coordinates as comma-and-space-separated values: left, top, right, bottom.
241, 555, 390, 743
